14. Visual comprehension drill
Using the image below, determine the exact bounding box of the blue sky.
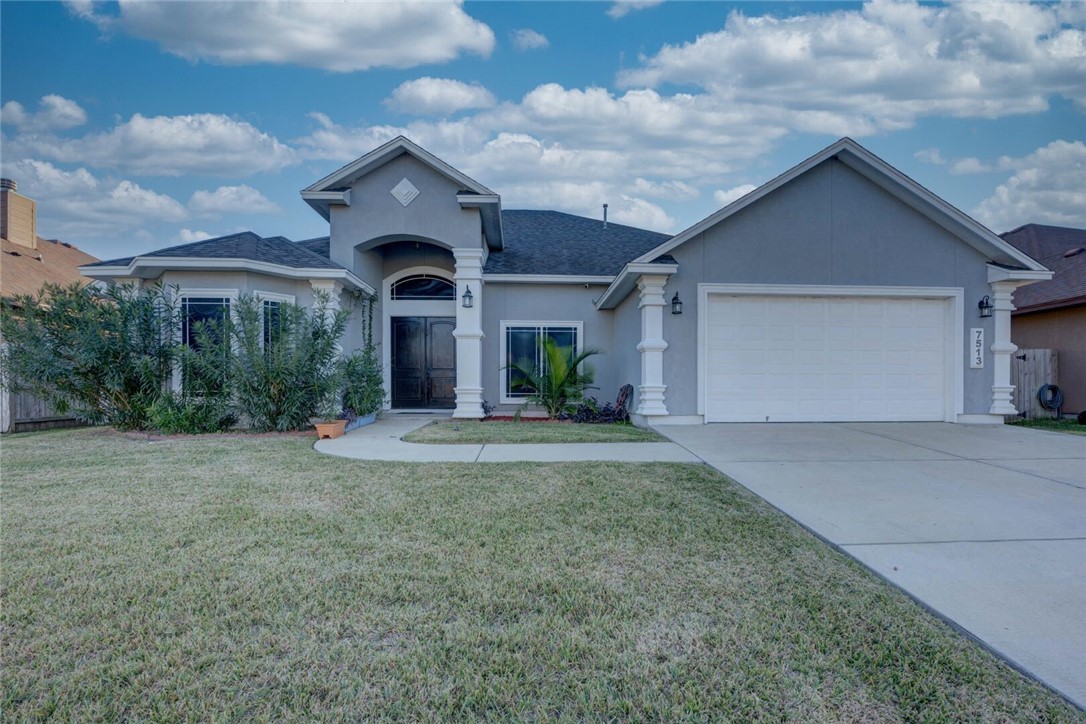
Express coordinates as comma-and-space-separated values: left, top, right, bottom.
2, 0, 1083, 260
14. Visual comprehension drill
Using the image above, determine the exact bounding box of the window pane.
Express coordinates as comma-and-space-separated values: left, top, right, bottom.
391, 275, 454, 300
506, 327, 538, 397
263, 300, 282, 350
504, 324, 580, 398
183, 298, 229, 350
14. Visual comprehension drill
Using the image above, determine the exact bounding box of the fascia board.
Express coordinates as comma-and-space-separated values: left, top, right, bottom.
483, 274, 614, 285
987, 263, 1053, 284
81, 257, 375, 295
595, 262, 679, 310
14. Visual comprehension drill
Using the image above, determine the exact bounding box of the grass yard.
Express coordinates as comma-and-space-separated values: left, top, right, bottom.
403, 419, 665, 444
2, 429, 1079, 721
1008, 417, 1086, 436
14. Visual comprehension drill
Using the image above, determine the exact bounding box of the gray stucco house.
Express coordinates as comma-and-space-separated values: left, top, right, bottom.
81, 136, 1051, 424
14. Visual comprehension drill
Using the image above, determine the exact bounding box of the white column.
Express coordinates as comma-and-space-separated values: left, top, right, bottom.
636, 274, 670, 417
988, 280, 1019, 415
452, 248, 485, 419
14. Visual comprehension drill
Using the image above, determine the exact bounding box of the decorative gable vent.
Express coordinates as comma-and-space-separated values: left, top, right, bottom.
391, 178, 420, 207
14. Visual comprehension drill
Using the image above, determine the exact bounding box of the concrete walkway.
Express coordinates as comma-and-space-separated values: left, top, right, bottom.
660, 422, 1086, 709
313, 413, 700, 463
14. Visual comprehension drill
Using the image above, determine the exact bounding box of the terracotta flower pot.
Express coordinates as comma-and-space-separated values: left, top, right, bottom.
314, 419, 347, 439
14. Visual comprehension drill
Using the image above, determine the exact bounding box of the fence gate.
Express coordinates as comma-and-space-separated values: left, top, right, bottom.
1011, 348, 1059, 419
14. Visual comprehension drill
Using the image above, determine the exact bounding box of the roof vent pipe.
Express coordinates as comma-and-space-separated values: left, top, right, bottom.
603, 203, 608, 229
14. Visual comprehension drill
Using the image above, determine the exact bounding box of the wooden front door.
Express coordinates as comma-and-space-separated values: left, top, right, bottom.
391, 317, 456, 408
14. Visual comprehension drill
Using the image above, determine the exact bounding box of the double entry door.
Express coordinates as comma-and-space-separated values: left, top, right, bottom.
391, 317, 456, 409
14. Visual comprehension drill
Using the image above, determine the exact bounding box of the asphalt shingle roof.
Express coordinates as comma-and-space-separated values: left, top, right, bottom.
485, 210, 672, 276
87, 231, 345, 271
86, 213, 671, 279
1001, 224, 1086, 312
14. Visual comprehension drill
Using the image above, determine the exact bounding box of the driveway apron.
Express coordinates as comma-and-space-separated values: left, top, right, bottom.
659, 422, 1086, 709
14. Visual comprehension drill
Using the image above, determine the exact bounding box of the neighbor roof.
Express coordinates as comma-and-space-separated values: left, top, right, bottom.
1001, 224, 1086, 312
1, 236, 99, 300
87, 231, 344, 271
484, 210, 672, 276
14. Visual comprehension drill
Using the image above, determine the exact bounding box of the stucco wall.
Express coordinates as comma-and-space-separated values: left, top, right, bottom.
661, 158, 997, 417
329, 152, 483, 274
482, 282, 615, 414
611, 292, 643, 412
1012, 306, 1086, 414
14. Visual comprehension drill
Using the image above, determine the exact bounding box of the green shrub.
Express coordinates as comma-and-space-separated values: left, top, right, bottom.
340, 294, 383, 417
225, 292, 350, 432
1, 283, 180, 430
146, 392, 237, 434
507, 338, 601, 418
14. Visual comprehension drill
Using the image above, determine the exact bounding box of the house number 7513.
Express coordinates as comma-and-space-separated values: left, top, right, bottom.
970, 328, 984, 369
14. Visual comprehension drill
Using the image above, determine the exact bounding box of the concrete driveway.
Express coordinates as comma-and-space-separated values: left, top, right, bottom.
659, 422, 1086, 709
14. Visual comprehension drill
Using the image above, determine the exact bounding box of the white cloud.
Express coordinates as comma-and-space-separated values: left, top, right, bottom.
0, 159, 186, 238
949, 157, 995, 175
914, 148, 945, 165
713, 184, 757, 206
177, 229, 214, 243
608, 0, 665, 20
618, 1, 1086, 135
511, 28, 549, 51
973, 140, 1086, 232
385, 78, 496, 115
628, 177, 699, 201
0, 94, 87, 131
70, 0, 494, 72
188, 185, 280, 217
10, 113, 297, 176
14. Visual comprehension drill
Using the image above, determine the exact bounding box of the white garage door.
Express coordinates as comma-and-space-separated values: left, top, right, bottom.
704, 294, 949, 422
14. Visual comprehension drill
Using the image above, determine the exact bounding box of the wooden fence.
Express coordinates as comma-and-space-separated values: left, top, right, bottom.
1, 386, 82, 433
1011, 348, 1060, 419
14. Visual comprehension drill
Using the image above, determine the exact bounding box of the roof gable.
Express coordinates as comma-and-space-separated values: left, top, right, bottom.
303, 135, 494, 196
634, 138, 1047, 273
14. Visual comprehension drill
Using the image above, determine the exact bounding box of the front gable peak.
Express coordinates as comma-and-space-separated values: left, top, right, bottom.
300, 135, 503, 250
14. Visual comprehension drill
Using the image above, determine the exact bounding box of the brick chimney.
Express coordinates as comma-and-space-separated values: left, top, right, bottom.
1, 178, 37, 250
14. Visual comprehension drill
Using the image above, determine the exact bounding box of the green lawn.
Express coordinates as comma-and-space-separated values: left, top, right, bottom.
1008, 417, 1086, 436
1, 429, 1077, 721
404, 419, 665, 444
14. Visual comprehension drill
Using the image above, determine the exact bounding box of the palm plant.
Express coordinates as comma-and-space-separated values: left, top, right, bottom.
507, 337, 601, 418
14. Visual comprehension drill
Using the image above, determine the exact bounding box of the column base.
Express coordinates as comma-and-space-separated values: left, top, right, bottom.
636, 385, 668, 417
989, 386, 1017, 416
453, 386, 485, 419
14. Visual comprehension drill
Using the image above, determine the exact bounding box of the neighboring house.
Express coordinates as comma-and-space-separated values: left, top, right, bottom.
1, 178, 100, 433
81, 137, 1052, 425
1001, 224, 1086, 414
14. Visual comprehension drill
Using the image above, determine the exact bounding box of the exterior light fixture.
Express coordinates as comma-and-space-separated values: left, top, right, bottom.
978, 295, 993, 318
462, 286, 474, 309
671, 292, 683, 315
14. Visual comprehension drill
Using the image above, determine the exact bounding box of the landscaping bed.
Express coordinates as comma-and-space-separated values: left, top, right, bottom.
403, 419, 665, 444
1007, 417, 1086, 436
2, 428, 1078, 720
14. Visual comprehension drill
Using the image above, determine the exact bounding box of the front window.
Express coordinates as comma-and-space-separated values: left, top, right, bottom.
504, 323, 581, 399
263, 299, 283, 350
180, 296, 230, 392
182, 297, 230, 350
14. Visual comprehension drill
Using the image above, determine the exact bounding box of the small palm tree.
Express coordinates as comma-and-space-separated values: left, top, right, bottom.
507, 337, 601, 418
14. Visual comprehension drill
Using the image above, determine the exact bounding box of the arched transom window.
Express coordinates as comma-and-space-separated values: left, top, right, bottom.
390, 274, 455, 300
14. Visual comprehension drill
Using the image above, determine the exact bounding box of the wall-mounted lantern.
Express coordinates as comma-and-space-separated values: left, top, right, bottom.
671, 292, 683, 315
978, 295, 993, 318
462, 286, 474, 309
